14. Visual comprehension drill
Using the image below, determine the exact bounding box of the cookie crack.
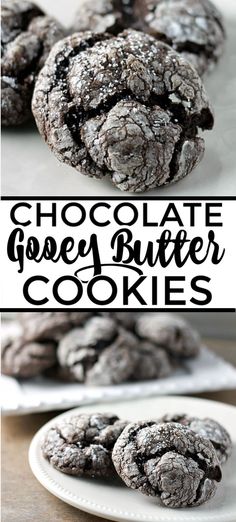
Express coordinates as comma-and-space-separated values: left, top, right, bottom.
126, 425, 221, 498
64, 332, 118, 376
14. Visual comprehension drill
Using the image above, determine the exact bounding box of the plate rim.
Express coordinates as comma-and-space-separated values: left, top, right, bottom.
29, 396, 236, 522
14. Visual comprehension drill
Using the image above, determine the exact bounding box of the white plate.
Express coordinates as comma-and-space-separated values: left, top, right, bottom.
2, 344, 236, 415
2, 0, 236, 197
29, 396, 236, 522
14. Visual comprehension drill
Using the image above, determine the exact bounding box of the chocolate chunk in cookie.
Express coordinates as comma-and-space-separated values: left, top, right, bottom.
1, 0, 64, 126
136, 313, 200, 358
159, 414, 232, 464
42, 412, 128, 477
32, 30, 213, 192
112, 421, 222, 507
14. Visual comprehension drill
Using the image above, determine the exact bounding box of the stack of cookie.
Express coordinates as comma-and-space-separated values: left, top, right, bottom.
42, 410, 232, 508
2, 312, 201, 385
1, 0, 225, 192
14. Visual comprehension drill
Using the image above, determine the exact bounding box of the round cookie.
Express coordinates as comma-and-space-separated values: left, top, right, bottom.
32, 30, 213, 193
112, 421, 222, 507
134, 0, 225, 76
57, 316, 118, 382
136, 313, 200, 357
86, 329, 139, 385
72, 0, 125, 34
1, 332, 56, 378
42, 412, 128, 477
57, 317, 173, 385
133, 341, 173, 381
159, 414, 232, 464
73, 0, 225, 76
1, 0, 64, 126
18, 311, 92, 342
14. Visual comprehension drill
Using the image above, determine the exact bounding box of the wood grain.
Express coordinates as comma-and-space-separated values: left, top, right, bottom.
2, 338, 236, 522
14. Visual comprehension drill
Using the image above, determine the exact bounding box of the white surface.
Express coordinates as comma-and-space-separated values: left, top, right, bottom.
2, 343, 236, 415
29, 396, 236, 522
2, 0, 236, 196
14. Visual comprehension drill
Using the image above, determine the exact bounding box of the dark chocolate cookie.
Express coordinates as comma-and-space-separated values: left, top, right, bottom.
57, 315, 118, 382
1, 332, 56, 378
73, 0, 225, 76
42, 412, 128, 477
57, 315, 173, 385
112, 421, 222, 507
159, 414, 232, 464
133, 341, 173, 381
136, 313, 200, 358
134, 0, 225, 76
18, 311, 92, 341
1, 0, 64, 126
57, 316, 139, 384
73, 0, 125, 34
32, 30, 213, 192
85, 329, 140, 385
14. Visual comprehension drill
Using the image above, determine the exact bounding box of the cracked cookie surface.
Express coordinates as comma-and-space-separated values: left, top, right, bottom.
73, 0, 225, 76
42, 412, 128, 477
32, 29, 213, 192
18, 311, 92, 342
57, 315, 174, 384
112, 421, 222, 507
1, 0, 64, 125
135, 0, 225, 76
73, 0, 125, 34
159, 414, 232, 464
136, 313, 201, 357
57, 316, 139, 384
1, 332, 56, 378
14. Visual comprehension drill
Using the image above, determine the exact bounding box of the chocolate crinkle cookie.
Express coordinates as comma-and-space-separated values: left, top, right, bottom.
73, 0, 125, 35
86, 334, 173, 384
57, 315, 118, 383
57, 315, 173, 385
112, 421, 222, 507
18, 311, 92, 341
1, 332, 56, 378
99, 311, 136, 330
1, 0, 64, 126
57, 316, 138, 385
73, 0, 225, 77
132, 341, 173, 381
136, 313, 200, 358
85, 328, 140, 385
42, 412, 128, 477
134, 0, 225, 77
159, 414, 232, 464
32, 30, 213, 193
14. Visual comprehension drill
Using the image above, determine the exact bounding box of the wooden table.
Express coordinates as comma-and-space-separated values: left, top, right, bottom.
2, 338, 236, 522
